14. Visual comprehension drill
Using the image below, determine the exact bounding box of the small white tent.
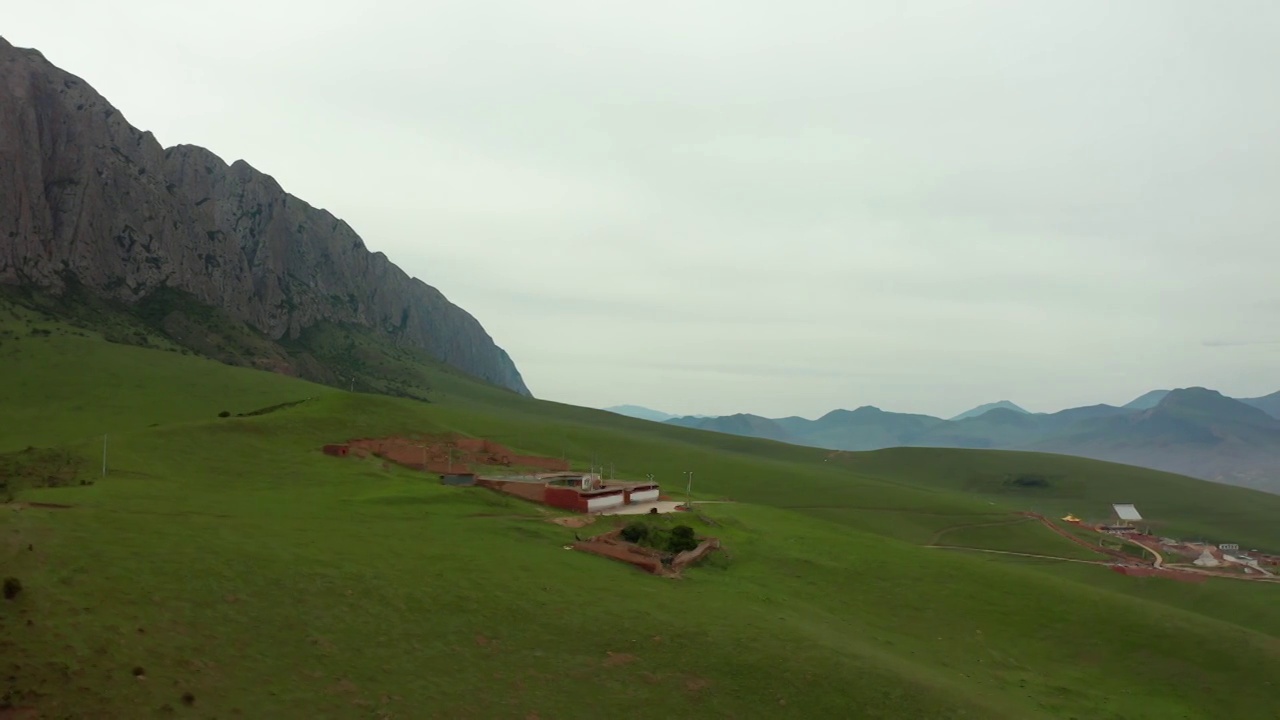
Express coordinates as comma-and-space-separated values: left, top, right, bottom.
1193, 549, 1220, 567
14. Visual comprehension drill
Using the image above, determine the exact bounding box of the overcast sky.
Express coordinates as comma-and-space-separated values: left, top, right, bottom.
8, 1, 1280, 418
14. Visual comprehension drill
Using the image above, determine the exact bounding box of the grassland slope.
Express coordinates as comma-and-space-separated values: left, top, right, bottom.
2, 306, 1279, 719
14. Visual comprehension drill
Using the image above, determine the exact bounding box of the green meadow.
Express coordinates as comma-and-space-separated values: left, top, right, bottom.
2, 302, 1279, 719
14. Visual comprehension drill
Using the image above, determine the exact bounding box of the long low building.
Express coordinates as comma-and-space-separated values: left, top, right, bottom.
473, 472, 660, 514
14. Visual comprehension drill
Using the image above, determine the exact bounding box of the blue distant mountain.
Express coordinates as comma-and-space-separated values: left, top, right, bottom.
603, 405, 711, 423
656, 388, 1280, 494
949, 401, 1029, 421
1240, 391, 1280, 420
1123, 389, 1171, 410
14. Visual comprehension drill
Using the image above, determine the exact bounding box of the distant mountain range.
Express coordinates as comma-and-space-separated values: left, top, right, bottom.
603, 405, 679, 422
603, 405, 709, 423
631, 389, 1280, 493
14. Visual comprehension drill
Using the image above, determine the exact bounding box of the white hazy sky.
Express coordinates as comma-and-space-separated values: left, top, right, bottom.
7, 1, 1280, 418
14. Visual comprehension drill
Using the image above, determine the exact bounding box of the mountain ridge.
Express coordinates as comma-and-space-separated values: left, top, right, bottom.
660, 387, 1280, 492
950, 400, 1029, 421
0, 36, 529, 395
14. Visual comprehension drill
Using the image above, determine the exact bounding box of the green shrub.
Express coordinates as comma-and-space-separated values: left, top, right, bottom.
3, 577, 21, 600
669, 525, 699, 553
620, 522, 649, 543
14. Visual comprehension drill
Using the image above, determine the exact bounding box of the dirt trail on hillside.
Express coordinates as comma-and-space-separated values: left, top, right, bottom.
1018, 512, 1119, 559
927, 516, 1032, 546
927, 546, 1107, 565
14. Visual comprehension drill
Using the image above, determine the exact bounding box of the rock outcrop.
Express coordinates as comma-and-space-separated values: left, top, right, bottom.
0, 37, 529, 395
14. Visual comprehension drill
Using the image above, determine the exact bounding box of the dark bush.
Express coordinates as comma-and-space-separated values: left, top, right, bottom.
668, 525, 699, 553
217, 410, 231, 418
2, 577, 21, 600
1010, 474, 1050, 488
181, 691, 195, 706
132, 666, 145, 677
620, 522, 650, 543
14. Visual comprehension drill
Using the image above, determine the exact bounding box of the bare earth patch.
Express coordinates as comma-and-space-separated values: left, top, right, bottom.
602, 652, 636, 668
685, 676, 711, 694
548, 516, 595, 528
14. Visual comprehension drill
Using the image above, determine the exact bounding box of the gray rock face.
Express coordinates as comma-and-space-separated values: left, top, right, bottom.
0, 37, 529, 395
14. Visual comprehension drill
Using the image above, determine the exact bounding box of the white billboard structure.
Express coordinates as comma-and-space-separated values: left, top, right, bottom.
1101, 503, 1146, 533
1112, 503, 1142, 524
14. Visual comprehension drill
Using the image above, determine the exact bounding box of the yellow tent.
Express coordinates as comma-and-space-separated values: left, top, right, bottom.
1062, 514, 1081, 523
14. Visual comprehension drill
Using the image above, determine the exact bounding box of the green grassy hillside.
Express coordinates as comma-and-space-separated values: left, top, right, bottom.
3, 302, 1279, 719
825, 447, 1280, 552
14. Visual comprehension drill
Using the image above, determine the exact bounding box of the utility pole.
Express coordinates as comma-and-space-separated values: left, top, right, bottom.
683, 470, 693, 508
102, 434, 108, 479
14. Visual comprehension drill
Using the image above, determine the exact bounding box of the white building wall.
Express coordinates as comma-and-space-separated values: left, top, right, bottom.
629, 489, 660, 504
586, 493, 624, 512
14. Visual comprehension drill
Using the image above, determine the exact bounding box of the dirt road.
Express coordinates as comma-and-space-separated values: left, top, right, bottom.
599, 501, 687, 516
927, 545, 1106, 565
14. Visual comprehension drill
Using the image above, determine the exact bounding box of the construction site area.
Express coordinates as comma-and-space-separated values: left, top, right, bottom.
928, 501, 1280, 585
322, 433, 685, 515
320, 433, 720, 576
1056, 503, 1279, 583
320, 437, 1278, 584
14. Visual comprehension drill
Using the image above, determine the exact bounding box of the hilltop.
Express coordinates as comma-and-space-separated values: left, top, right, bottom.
666, 413, 794, 443
0, 36, 527, 396
1241, 390, 1280, 419
1036, 388, 1280, 490
1125, 389, 1172, 409
950, 400, 1030, 421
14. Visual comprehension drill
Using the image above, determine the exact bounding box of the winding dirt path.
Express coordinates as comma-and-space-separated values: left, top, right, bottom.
927, 516, 1033, 546
927, 545, 1107, 564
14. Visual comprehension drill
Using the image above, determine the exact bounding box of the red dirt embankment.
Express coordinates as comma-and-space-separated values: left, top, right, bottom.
476, 478, 546, 503
672, 538, 721, 572
325, 434, 570, 474
1110, 565, 1207, 583
571, 529, 720, 577
573, 540, 667, 575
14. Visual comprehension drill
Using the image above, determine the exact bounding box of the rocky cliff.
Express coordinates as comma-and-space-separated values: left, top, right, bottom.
0, 37, 529, 395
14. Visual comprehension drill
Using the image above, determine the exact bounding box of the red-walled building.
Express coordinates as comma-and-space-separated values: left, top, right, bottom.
477, 473, 660, 514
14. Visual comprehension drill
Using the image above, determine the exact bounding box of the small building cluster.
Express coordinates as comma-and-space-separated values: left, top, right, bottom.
471, 472, 660, 514
1058, 501, 1280, 579
1098, 503, 1144, 534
